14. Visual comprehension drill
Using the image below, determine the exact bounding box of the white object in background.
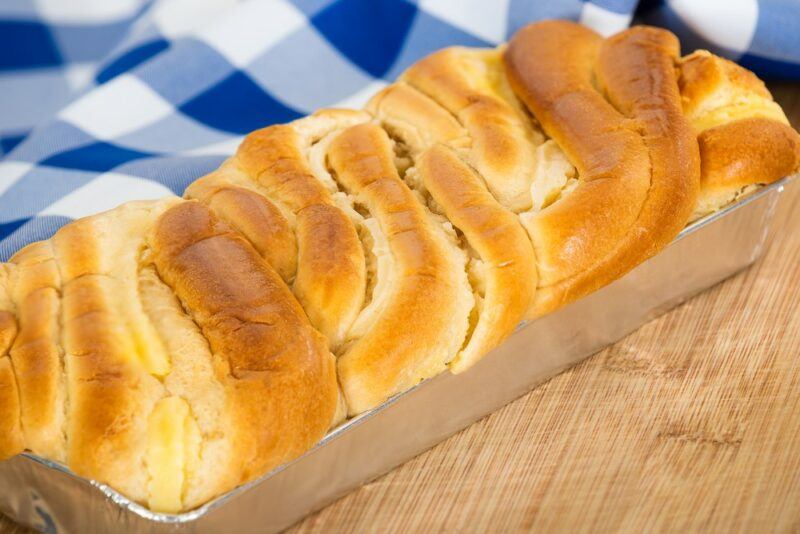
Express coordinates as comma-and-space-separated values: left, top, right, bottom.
59, 75, 173, 140
40, 173, 173, 219
201, 0, 307, 68
0, 162, 34, 199
150, 0, 240, 39
579, 2, 633, 37
420, 0, 511, 44
33, 0, 143, 23
667, 0, 758, 52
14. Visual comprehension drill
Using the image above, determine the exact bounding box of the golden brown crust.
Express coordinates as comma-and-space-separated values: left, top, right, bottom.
692, 117, 800, 218
506, 21, 645, 311
149, 201, 337, 481
238, 124, 331, 211
52, 202, 175, 502
401, 47, 543, 212
0, 310, 16, 359
678, 50, 786, 130
366, 83, 468, 153
594, 26, 700, 260
291, 211, 365, 350
677, 51, 799, 218
61, 270, 159, 500
190, 182, 297, 283
0, 353, 22, 460
233, 114, 368, 349
699, 118, 800, 192
328, 124, 472, 414
292, 202, 365, 347
417, 145, 536, 372
7, 241, 65, 460
506, 21, 699, 315
681, 50, 770, 98
367, 58, 548, 374
0, 267, 22, 460
367, 76, 539, 374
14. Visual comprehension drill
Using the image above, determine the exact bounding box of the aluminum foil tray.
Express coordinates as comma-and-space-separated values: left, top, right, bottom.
0, 177, 793, 533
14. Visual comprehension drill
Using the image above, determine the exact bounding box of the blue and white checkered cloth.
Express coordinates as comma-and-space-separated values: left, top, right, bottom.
1, 0, 797, 260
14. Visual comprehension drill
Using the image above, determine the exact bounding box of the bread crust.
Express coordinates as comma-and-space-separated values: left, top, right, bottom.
594, 25, 700, 277
328, 124, 472, 413
417, 145, 536, 372
367, 52, 542, 372
692, 118, 800, 218
0, 266, 22, 460
700, 118, 800, 192
368, 78, 538, 374
0, 352, 22, 460
150, 201, 338, 482
227, 111, 370, 349
49, 201, 176, 502
678, 50, 786, 130
367, 83, 468, 152
506, 21, 699, 315
190, 182, 297, 283
7, 241, 65, 460
402, 47, 543, 212
677, 50, 800, 218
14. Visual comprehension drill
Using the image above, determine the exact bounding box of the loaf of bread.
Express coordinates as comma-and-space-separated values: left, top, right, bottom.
0, 20, 797, 513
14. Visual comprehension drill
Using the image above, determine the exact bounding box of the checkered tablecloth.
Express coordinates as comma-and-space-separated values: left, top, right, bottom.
1, 0, 797, 260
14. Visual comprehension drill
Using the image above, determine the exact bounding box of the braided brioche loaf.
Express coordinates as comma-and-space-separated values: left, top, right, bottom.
0, 20, 797, 513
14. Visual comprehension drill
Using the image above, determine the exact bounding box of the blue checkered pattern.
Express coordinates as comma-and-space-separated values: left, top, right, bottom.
0, 0, 797, 260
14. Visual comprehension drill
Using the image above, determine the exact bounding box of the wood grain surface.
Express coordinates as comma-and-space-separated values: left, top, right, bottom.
3, 85, 799, 534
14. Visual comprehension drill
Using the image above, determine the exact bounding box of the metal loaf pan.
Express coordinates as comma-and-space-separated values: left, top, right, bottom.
0, 177, 793, 533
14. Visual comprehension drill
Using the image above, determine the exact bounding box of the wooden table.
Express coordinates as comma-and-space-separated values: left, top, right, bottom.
3, 86, 799, 534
